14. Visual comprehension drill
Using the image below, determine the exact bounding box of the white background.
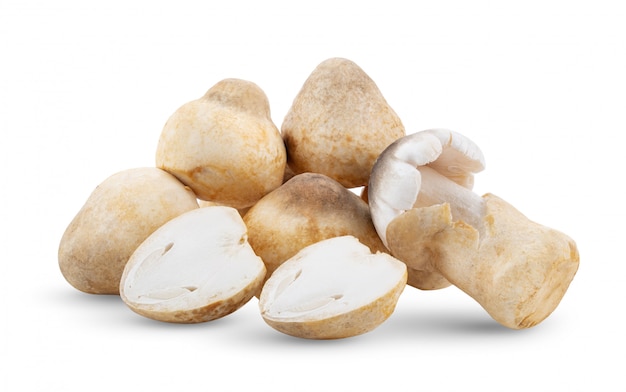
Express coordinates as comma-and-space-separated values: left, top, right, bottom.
1, 1, 624, 391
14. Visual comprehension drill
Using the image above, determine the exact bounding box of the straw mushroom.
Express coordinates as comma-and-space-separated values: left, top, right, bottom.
368, 129, 579, 329
58, 168, 199, 294
120, 206, 266, 323
281, 57, 405, 188
259, 235, 407, 339
369, 129, 485, 289
156, 78, 286, 209
243, 173, 387, 280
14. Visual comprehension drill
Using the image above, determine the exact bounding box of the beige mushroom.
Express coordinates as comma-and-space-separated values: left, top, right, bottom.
243, 172, 387, 280
196, 163, 297, 216
156, 78, 286, 209
281, 57, 405, 188
58, 168, 199, 294
259, 235, 407, 339
120, 206, 266, 323
368, 129, 579, 329
197, 199, 251, 217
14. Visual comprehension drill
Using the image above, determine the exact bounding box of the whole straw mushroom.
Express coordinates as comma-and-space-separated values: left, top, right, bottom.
156, 78, 286, 210
58, 168, 199, 294
368, 129, 579, 329
244, 172, 387, 281
281, 57, 405, 188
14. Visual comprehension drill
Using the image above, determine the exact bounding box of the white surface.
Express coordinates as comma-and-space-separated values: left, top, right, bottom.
1, 1, 623, 391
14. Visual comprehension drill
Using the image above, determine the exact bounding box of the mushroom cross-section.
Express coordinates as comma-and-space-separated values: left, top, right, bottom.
120, 206, 266, 323
368, 129, 579, 328
259, 235, 407, 339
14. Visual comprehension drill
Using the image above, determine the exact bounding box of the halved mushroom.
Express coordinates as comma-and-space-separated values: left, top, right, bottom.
259, 236, 407, 339
368, 129, 579, 329
120, 206, 266, 323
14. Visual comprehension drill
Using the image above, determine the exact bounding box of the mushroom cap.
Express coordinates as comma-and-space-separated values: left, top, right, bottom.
58, 168, 199, 294
259, 235, 407, 339
423, 128, 485, 188
368, 129, 485, 289
120, 206, 266, 323
243, 172, 387, 280
156, 78, 286, 209
281, 57, 405, 188
368, 131, 442, 247
369, 128, 485, 245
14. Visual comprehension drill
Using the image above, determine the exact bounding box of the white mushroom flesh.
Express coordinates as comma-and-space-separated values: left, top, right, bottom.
121, 206, 265, 312
260, 236, 406, 321
414, 166, 485, 235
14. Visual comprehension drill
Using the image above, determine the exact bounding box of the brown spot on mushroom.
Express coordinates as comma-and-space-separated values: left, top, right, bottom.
244, 173, 387, 280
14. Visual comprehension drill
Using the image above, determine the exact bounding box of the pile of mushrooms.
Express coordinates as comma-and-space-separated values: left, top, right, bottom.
59, 57, 579, 339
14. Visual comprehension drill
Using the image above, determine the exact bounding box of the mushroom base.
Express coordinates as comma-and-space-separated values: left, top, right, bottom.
387, 194, 580, 328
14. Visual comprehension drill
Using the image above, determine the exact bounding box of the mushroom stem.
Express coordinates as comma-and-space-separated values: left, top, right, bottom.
415, 166, 485, 235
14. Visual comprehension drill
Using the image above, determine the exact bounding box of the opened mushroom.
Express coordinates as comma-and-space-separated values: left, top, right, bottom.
259, 235, 407, 339
368, 129, 579, 329
120, 206, 266, 323
369, 129, 485, 290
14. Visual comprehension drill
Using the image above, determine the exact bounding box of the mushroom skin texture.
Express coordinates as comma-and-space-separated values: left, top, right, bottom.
120, 206, 266, 323
369, 129, 580, 328
156, 78, 287, 209
197, 199, 251, 217
281, 57, 405, 188
58, 168, 199, 294
259, 236, 407, 339
243, 172, 387, 280
387, 196, 579, 329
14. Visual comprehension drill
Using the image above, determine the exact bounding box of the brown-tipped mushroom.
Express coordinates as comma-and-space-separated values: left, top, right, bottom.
281, 57, 405, 188
368, 129, 579, 329
243, 173, 387, 280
